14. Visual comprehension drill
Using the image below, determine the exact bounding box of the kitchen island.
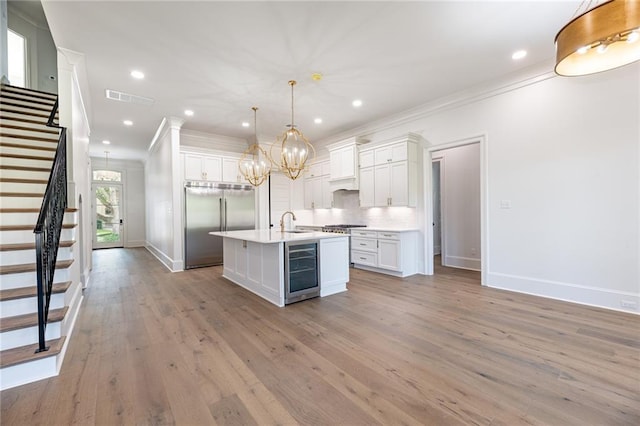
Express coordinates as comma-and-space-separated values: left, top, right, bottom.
209, 230, 349, 307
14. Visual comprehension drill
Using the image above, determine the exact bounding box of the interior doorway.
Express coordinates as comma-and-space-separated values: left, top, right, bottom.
424, 135, 486, 284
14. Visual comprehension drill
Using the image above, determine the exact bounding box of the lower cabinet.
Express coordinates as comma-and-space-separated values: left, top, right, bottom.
351, 229, 418, 277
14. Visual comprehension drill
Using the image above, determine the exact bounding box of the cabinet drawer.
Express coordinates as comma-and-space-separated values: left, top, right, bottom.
377, 231, 400, 240
351, 250, 377, 267
350, 229, 377, 238
351, 237, 376, 252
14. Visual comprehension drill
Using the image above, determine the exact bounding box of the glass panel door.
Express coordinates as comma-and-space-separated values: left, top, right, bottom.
93, 184, 123, 248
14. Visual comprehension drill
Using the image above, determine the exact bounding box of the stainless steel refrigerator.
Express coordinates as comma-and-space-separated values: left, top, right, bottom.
184, 182, 255, 269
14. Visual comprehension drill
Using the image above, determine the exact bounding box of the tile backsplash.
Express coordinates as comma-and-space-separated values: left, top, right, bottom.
293, 190, 418, 228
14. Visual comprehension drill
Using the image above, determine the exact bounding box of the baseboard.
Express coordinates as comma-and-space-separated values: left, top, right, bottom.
487, 271, 640, 315
145, 242, 182, 272
125, 240, 146, 248
57, 291, 83, 373
444, 255, 481, 271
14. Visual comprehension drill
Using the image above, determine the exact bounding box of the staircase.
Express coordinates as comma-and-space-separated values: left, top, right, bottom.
0, 84, 78, 390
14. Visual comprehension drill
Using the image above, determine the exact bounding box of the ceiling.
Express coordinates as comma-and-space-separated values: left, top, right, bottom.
32, 1, 580, 161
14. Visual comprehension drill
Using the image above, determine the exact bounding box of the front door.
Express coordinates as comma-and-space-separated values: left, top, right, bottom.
92, 183, 123, 249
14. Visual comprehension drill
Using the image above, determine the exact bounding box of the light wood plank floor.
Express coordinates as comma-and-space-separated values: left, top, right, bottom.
2, 248, 639, 425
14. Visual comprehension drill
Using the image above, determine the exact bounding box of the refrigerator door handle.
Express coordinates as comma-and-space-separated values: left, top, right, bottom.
219, 198, 223, 231
224, 199, 228, 231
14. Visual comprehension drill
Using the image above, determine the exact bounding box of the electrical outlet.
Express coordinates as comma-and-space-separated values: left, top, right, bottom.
620, 300, 638, 309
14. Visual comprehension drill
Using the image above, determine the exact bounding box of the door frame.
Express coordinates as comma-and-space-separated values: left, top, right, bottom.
423, 134, 487, 285
431, 157, 444, 258
91, 182, 125, 249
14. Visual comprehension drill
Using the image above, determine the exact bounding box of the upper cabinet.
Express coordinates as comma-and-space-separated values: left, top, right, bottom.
182, 151, 246, 183
327, 137, 365, 191
304, 160, 333, 209
358, 135, 421, 208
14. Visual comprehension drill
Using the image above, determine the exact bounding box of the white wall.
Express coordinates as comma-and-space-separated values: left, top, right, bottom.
145, 118, 183, 271
7, 4, 57, 92
91, 157, 146, 247
433, 143, 481, 270
1, 1, 8, 84
316, 63, 639, 313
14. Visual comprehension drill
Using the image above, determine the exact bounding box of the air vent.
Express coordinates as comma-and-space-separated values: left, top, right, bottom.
105, 89, 154, 106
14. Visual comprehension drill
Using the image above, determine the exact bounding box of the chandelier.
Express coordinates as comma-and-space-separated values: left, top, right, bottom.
555, 0, 640, 76
239, 107, 271, 186
271, 80, 315, 180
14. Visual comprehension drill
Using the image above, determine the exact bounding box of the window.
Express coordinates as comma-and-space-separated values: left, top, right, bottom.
93, 170, 122, 182
8, 29, 26, 88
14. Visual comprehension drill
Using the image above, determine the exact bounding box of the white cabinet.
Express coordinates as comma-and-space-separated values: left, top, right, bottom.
358, 137, 418, 207
183, 152, 245, 183
184, 153, 222, 182
350, 229, 418, 277
303, 160, 332, 209
327, 137, 364, 191
330, 145, 356, 180
222, 157, 246, 183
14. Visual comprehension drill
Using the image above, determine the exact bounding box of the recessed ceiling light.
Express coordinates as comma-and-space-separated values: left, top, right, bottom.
130, 70, 145, 79
512, 50, 527, 60
242, 122, 250, 128
102, 140, 111, 145
314, 118, 323, 124
123, 120, 133, 126
184, 109, 194, 117
352, 99, 363, 108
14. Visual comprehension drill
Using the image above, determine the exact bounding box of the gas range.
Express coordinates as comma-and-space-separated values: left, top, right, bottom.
321, 224, 367, 234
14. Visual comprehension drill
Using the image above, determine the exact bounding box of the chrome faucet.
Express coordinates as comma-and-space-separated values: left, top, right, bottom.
280, 211, 296, 232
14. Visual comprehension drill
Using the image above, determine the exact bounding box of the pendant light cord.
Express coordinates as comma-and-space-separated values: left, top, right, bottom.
289, 80, 296, 128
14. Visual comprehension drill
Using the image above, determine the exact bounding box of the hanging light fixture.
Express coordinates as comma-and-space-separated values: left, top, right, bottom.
271, 80, 315, 180
555, 0, 640, 76
239, 107, 271, 186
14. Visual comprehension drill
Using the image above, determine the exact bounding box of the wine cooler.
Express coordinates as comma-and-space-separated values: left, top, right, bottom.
284, 240, 320, 305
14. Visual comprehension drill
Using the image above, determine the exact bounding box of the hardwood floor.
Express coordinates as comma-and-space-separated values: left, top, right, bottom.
2, 247, 639, 425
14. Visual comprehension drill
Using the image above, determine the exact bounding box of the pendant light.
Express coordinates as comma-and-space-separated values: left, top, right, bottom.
239, 107, 271, 186
271, 80, 315, 180
555, 0, 640, 76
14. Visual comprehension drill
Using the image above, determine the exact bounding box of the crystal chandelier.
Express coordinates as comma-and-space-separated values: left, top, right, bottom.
555, 0, 640, 76
271, 80, 315, 180
239, 107, 271, 186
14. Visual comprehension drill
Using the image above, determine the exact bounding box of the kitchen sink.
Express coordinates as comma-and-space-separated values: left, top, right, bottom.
282, 230, 312, 234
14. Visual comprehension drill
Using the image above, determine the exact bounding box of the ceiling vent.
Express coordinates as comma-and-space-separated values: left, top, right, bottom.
105, 89, 154, 106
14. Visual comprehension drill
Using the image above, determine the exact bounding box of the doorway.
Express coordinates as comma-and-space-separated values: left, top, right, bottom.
424, 135, 486, 284
92, 183, 124, 249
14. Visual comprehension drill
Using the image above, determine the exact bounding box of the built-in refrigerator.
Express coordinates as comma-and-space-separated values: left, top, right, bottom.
184, 182, 255, 269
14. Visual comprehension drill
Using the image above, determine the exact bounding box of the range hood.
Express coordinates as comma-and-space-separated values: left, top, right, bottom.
329, 177, 359, 192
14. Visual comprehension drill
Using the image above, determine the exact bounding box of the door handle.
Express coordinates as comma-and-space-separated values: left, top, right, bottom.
224, 199, 228, 231
219, 198, 223, 231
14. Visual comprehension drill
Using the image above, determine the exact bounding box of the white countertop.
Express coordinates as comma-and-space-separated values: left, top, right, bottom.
209, 229, 348, 244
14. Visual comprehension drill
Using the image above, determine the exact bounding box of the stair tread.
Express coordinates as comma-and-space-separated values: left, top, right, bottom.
0, 192, 46, 197
0, 100, 54, 113
0, 259, 74, 275
0, 124, 59, 135
0, 281, 72, 301
0, 240, 75, 252
1, 84, 58, 100
0, 336, 66, 369
0, 223, 76, 231
0, 152, 54, 161
1, 133, 59, 143
0, 107, 53, 119
0, 164, 51, 173
0, 142, 57, 152
0, 116, 49, 127
0, 178, 49, 184
0, 207, 78, 213
0, 306, 68, 333
0, 94, 56, 107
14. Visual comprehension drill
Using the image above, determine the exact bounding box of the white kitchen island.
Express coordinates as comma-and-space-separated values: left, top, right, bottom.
209, 230, 349, 307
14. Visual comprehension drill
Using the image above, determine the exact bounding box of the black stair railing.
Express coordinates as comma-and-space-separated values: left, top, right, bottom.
34, 98, 67, 353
